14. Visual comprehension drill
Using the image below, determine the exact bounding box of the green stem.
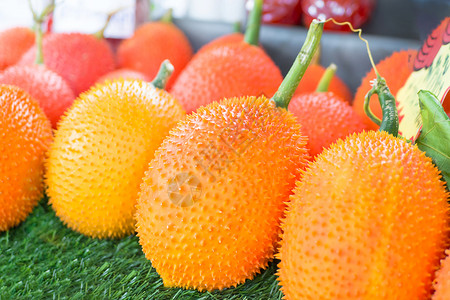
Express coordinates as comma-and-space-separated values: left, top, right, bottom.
316, 63, 336, 92
160, 8, 173, 23
272, 20, 324, 109
233, 21, 242, 33
151, 60, 174, 90
34, 22, 44, 65
28, 0, 54, 65
94, 8, 123, 39
364, 76, 399, 136
244, 0, 263, 46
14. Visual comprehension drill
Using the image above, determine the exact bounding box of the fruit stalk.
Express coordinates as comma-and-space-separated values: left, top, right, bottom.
364, 76, 399, 137
160, 8, 173, 23
28, 0, 54, 65
94, 8, 123, 39
272, 20, 324, 109
151, 59, 174, 90
244, 0, 263, 46
316, 63, 336, 92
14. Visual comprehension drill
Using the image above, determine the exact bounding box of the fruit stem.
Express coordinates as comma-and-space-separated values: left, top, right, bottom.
28, 0, 54, 65
316, 63, 336, 92
160, 8, 173, 23
364, 76, 399, 137
272, 20, 324, 109
151, 60, 174, 90
244, 0, 263, 46
233, 21, 242, 33
94, 8, 123, 39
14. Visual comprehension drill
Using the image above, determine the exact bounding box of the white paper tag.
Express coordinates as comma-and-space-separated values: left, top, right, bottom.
52, 0, 136, 39
0, 0, 51, 30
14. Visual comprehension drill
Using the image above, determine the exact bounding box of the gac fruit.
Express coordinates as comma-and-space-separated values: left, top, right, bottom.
0, 84, 52, 231
135, 19, 324, 292
46, 66, 185, 238
278, 77, 449, 299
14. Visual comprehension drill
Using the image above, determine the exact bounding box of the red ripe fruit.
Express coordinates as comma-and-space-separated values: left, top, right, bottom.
117, 21, 193, 90
0, 27, 35, 70
302, 0, 376, 31
294, 64, 352, 103
18, 33, 115, 96
0, 65, 75, 128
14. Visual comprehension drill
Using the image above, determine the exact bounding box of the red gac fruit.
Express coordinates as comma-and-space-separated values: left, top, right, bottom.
117, 21, 193, 90
0, 65, 75, 128
19, 33, 115, 96
294, 64, 352, 103
0, 27, 35, 71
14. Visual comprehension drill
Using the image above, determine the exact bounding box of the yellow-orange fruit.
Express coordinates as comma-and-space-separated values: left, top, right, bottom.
278, 130, 449, 300
0, 84, 52, 231
353, 50, 417, 129
0, 27, 35, 70
433, 250, 450, 300
288, 91, 368, 157
0, 65, 75, 128
136, 96, 310, 291
45, 80, 185, 238
96, 68, 149, 84
117, 22, 193, 90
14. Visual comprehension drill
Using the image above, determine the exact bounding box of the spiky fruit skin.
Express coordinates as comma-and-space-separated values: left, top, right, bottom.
117, 22, 193, 90
96, 68, 149, 84
294, 64, 352, 103
196, 33, 244, 55
0, 65, 75, 128
45, 80, 185, 239
170, 43, 283, 113
288, 92, 368, 157
0, 27, 35, 70
433, 250, 450, 300
353, 50, 417, 129
0, 84, 52, 231
19, 33, 115, 96
278, 130, 449, 300
136, 96, 310, 291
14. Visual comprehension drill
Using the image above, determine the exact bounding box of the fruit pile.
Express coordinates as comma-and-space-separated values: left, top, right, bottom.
1, 1, 449, 299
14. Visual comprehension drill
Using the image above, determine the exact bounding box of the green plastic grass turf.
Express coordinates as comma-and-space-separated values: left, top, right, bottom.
0, 198, 284, 299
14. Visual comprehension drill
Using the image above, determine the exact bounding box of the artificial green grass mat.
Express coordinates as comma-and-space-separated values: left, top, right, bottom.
0, 199, 283, 299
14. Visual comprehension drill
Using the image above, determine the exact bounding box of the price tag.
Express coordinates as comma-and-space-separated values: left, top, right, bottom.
52, 0, 136, 39
396, 17, 450, 141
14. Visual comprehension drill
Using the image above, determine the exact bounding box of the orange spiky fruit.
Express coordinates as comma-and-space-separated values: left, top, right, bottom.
170, 0, 282, 113
0, 27, 35, 71
278, 78, 449, 300
45, 61, 185, 238
19, 32, 115, 96
289, 64, 367, 157
0, 84, 52, 231
96, 68, 149, 84
294, 63, 352, 103
353, 49, 417, 129
117, 11, 193, 90
433, 250, 450, 300
135, 20, 323, 291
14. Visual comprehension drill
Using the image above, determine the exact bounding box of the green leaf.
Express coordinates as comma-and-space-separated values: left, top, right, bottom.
415, 90, 450, 190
